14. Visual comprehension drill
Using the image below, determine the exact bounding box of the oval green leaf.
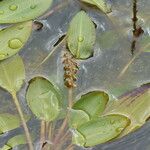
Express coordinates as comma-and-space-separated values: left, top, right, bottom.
67, 11, 96, 59
73, 91, 109, 119
69, 109, 90, 128
26, 77, 61, 122
0, 113, 27, 133
0, 0, 53, 23
81, 0, 112, 13
78, 115, 130, 147
0, 55, 25, 93
0, 21, 32, 60
104, 84, 150, 137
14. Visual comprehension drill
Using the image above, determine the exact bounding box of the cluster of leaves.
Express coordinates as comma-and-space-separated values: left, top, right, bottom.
0, 0, 149, 150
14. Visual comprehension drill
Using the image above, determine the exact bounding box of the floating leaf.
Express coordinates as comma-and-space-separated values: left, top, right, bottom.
1, 134, 27, 150
73, 91, 109, 119
0, 55, 25, 93
81, 0, 111, 13
26, 77, 61, 121
1, 145, 11, 150
0, 0, 53, 23
69, 109, 90, 128
0, 21, 32, 60
0, 113, 27, 133
78, 115, 130, 147
104, 84, 150, 137
7, 134, 27, 148
72, 129, 86, 147
67, 11, 96, 59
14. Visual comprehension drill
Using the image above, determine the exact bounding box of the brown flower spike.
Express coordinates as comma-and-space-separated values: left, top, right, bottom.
63, 51, 78, 88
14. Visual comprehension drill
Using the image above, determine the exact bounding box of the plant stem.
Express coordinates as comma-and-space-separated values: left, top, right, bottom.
68, 88, 73, 108
40, 120, 46, 149
11, 92, 33, 150
33, 36, 67, 71
53, 88, 74, 149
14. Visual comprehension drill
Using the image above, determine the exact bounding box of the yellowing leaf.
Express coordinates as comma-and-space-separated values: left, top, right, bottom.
0, 0, 53, 23
78, 115, 130, 147
0, 55, 25, 93
81, 0, 111, 13
1, 145, 11, 150
0, 21, 32, 60
104, 84, 150, 137
26, 77, 61, 121
73, 91, 109, 119
67, 11, 96, 59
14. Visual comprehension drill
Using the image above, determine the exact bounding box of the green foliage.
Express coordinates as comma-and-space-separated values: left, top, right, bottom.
26, 77, 61, 121
73, 91, 109, 119
0, 113, 28, 133
104, 84, 150, 137
0, 0, 53, 23
77, 115, 130, 147
81, 0, 111, 13
69, 109, 90, 128
0, 55, 25, 93
67, 11, 96, 59
1, 134, 27, 150
0, 21, 32, 60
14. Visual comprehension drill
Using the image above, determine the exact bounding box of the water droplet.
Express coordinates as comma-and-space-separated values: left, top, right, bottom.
116, 127, 124, 132
16, 80, 23, 87
0, 10, 4, 15
8, 39, 23, 49
9, 5, 18, 11
78, 36, 84, 42
30, 4, 37, 9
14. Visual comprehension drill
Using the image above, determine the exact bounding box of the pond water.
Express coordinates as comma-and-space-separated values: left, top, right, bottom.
0, 0, 150, 149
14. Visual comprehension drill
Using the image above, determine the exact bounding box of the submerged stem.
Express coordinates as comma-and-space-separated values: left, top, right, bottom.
40, 120, 46, 149
11, 92, 33, 150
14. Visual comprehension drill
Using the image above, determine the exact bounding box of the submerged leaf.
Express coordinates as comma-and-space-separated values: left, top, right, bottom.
69, 109, 90, 128
0, 0, 53, 23
104, 84, 150, 137
0, 21, 32, 60
81, 0, 111, 13
26, 77, 61, 121
0, 55, 25, 93
0, 114, 26, 133
73, 91, 109, 119
78, 115, 130, 147
67, 11, 96, 59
